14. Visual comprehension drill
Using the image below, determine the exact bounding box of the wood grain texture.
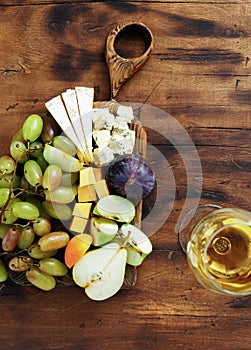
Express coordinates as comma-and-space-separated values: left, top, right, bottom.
0, 1, 251, 349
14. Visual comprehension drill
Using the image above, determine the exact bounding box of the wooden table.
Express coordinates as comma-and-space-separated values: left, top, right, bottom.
0, 1, 250, 349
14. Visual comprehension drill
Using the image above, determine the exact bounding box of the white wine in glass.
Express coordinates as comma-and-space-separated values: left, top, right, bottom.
179, 206, 251, 296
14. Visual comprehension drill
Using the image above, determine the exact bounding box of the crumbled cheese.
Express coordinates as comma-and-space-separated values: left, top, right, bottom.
93, 146, 114, 166
93, 108, 115, 130
112, 121, 129, 131
109, 129, 135, 155
117, 105, 134, 123
92, 129, 111, 148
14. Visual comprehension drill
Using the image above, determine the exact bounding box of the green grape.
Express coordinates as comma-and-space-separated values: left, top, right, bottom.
10, 140, 27, 163
20, 176, 31, 190
53, 135, 77, 156
24, 196, 50, 219
38, 231, 69, 251
42, 201, 72, 221
29, 141, 43, 158
0, 156, 15, 174
8, 255, 33, 272
60, 172, 78, 187
38, 258, 68, 276
0, 260, 8, 282
42, 164, 62, 191
22, 114, 43, 142
28, 243, 57, 259
44, 186, 76, 204
11, 128, 25, 143
1, 197, 21, 224
36, 153, 49, 173
33, 217, 51, 236
72, 184, 78, 196
0, 187, 13, 207
2, 227, 19, 251
43, 144, 83, 173
12, 175, 21, 189
0, 174, 10, 188
0, 223, 13, 239
24, 159, 43, 187
26, 266, 56, 291
41, 113, 59, 143
17, 226, 35, 249
12, 201, 40, 220
0, 174, 21, 189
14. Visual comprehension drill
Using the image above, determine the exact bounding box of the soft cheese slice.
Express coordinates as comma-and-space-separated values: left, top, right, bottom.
61, 89, 89, 158
45, 96, 82, 152
75, 87, 94, 162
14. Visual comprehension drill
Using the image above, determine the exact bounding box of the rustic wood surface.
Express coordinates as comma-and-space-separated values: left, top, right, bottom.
0, 1, 250, 349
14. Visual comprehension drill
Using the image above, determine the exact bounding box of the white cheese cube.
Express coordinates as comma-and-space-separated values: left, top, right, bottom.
92, 129, 111, 149
112, 121, 129, 130
93, 146, 114, 166
109, 129, 135, 155
93, 108, 115, 130
117, 105, 134, 123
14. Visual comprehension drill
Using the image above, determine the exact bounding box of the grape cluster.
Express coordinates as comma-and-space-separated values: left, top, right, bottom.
0, 113, 80, 290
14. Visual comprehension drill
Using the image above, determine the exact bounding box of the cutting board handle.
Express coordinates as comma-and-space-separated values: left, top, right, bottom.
105, 22, 153, 100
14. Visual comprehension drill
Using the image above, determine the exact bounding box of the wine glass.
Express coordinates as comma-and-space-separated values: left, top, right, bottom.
179, 204, 251, 296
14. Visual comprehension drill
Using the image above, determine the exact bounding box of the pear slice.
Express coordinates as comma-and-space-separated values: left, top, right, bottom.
126, 246, 148, 266
96, 195, 135, 223
72, 242, 127, 301
90, 217, 118, 246
120, 224, 152, 255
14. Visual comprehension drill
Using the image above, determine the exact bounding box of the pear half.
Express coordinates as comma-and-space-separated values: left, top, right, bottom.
72, 242, 127, 301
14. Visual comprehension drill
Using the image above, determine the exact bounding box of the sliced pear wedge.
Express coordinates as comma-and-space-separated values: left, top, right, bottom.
90, 217, 118, 246
72, 242, 127, 301
126, 246, 148, 266
96, 195, 135, 223
120, 224, 152, 255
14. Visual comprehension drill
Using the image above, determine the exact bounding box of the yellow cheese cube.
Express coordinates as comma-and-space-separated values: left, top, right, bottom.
94, 179, 110, 199
78, 185, 97, 202
93, 167, 103, 182
69, 216, 88, 233
79, 167, 96, 187
72, 202, 92, 219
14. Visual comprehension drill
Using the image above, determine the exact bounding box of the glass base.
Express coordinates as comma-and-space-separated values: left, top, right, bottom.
178, 204, 222, 253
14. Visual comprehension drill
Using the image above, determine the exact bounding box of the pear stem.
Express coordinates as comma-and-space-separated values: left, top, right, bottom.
121, 231, 131, 248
